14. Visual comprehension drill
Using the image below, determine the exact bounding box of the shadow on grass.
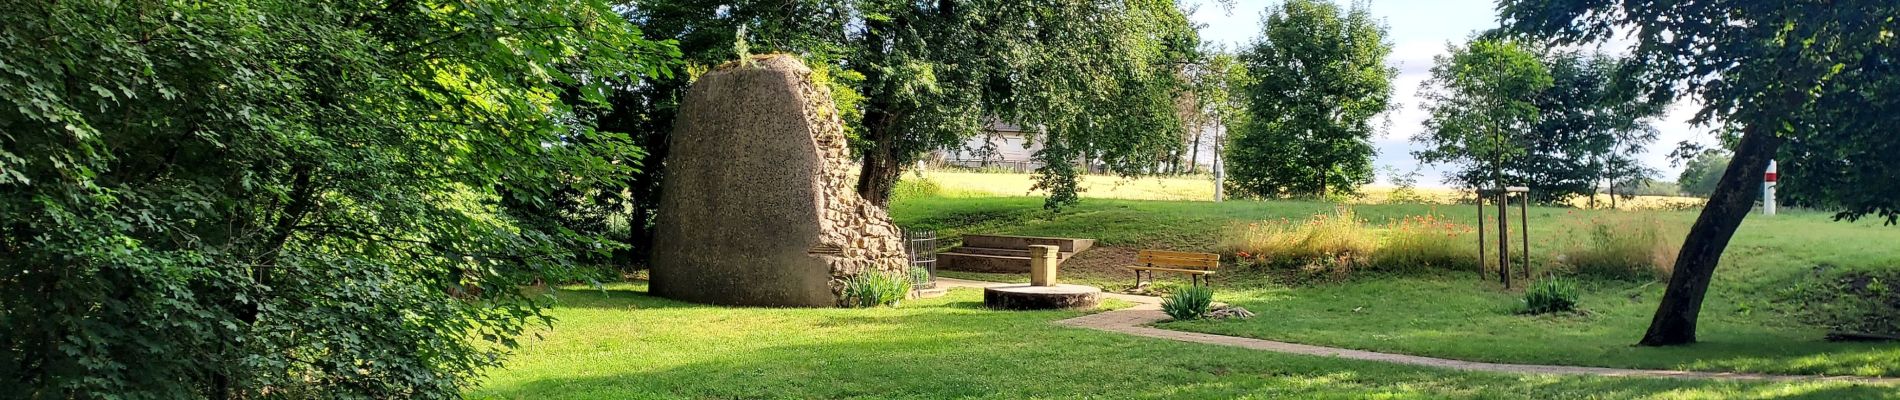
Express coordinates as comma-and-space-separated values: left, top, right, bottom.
1161, 275, 1900, 378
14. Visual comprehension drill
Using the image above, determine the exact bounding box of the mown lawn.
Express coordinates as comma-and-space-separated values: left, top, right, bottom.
890, 194, 1900, 378
469, 283, 1896, 399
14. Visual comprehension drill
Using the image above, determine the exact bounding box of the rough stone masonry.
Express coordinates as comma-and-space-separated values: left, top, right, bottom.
649, 55, 908, 307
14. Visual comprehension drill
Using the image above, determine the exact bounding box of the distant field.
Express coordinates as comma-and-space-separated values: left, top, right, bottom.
914, 170, 1705, 209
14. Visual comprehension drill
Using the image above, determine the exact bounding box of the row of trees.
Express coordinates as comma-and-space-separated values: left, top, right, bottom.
1214, 0, 1664, 202
1415, 40, 1667, 204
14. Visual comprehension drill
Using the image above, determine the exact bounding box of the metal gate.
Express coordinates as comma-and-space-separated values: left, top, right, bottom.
903, 228, 938, 289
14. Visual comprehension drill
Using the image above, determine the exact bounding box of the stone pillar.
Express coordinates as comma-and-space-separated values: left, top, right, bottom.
648, 55, 908, 307
1029, 245, 1059, 287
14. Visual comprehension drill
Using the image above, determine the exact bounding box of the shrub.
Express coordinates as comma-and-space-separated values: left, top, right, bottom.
1162, 286, 1216, 320
1222, 206, 1377, 270
1523, 277, 1581, 314
1558, 213, 1682, 280
1369, 213, 1478, 272
891, 177, 944, 201
842, 271, 910, 307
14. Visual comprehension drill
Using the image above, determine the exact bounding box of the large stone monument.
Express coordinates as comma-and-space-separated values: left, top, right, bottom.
649, 55, 908, 307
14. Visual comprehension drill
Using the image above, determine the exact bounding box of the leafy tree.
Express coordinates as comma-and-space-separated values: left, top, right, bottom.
1413, 39, 1553, 196
1, 0, 676, 397
1416, 44, 1664, 204
1677, 150, 1732, 197
1503, 0, 1900, 345
616, 1, 1198, 215
1226, 0, 1395, 198
1186, 48, 1252, 199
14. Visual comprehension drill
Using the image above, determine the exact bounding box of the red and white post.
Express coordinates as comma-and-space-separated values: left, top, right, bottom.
1763, 160, 1778, 216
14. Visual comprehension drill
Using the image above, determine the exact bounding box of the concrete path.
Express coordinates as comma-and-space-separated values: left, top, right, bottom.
935, 278, 1897, 384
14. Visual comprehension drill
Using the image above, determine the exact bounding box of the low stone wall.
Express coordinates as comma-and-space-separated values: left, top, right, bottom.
648, 55, 908, 307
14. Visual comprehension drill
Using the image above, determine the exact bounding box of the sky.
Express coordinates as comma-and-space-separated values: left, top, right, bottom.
1186, 0, 1720, 188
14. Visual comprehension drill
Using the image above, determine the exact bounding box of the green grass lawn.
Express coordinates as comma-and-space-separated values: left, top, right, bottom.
891, 195, 1900, 378
469, 283, 1897, 399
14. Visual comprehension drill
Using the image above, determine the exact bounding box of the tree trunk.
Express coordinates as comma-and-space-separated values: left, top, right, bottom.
1189, 125, 1203, 175
852, 19, 902, 207
1639, 124, 1784, 346
856, 106, 902, 206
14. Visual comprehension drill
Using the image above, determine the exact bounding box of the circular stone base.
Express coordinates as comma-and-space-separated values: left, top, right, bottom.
983, 284, 1101, 310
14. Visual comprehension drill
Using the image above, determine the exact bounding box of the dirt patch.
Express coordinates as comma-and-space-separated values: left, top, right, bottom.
1058, 247, 1140, 282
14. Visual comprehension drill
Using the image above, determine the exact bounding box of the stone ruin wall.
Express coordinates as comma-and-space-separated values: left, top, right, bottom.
792, 57, 910, 298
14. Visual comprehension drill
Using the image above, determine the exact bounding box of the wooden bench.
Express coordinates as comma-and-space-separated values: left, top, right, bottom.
1123, 250, 1221, 287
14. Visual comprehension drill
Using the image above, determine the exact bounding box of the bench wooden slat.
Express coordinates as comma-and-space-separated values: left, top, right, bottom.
1137, 255, 1220, 265
1135, 254, 1219, 269
1121, 265, 1217, 275
1138, 249, 1220, 260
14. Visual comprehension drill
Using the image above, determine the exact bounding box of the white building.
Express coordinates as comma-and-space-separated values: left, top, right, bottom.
933, 122, 1046, 172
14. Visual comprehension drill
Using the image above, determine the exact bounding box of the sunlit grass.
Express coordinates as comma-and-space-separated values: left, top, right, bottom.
889, 190, 1900, 378
470, 284, 1898, 398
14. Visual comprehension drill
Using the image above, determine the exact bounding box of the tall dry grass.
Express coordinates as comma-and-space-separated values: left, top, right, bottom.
1221, 207, 1377, 271
1369, 213, 1479, 273
1556, 213, 1684, 280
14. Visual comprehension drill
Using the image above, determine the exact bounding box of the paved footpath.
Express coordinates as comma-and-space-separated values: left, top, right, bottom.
936, 278, 1898, 384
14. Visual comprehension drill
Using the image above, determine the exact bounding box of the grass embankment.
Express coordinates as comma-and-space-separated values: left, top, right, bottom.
890, 193, 1900, 377
470, 283, 1895, 399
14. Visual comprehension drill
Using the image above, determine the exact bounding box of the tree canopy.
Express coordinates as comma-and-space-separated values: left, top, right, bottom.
1502, 0, 1900, 345
1225, 0, 1395, 198
1416, 44, 1665, 204
1, 0, 677, 396
1676, 149, 1732, 197
1413, 39, 1552, 194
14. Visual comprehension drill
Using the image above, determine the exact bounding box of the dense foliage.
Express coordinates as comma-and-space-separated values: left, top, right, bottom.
1226, 0, 1394, 198
620, 0, 1200, 212
1522, 277, 1582, 314
1416, 42, 1664, 203
1414, 39, 1552, 194
1502, 0, 1900, 345
1676, 150, 1732, 197
0, 0, 676, 397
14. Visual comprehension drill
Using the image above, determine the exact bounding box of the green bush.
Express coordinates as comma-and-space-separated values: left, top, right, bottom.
1162, 286, 1215, 320
843, 271, 910, 307
1523, 277, 1581, 314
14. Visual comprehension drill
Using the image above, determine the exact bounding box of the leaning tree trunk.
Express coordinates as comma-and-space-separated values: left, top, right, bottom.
1639, 124, 1784, 346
